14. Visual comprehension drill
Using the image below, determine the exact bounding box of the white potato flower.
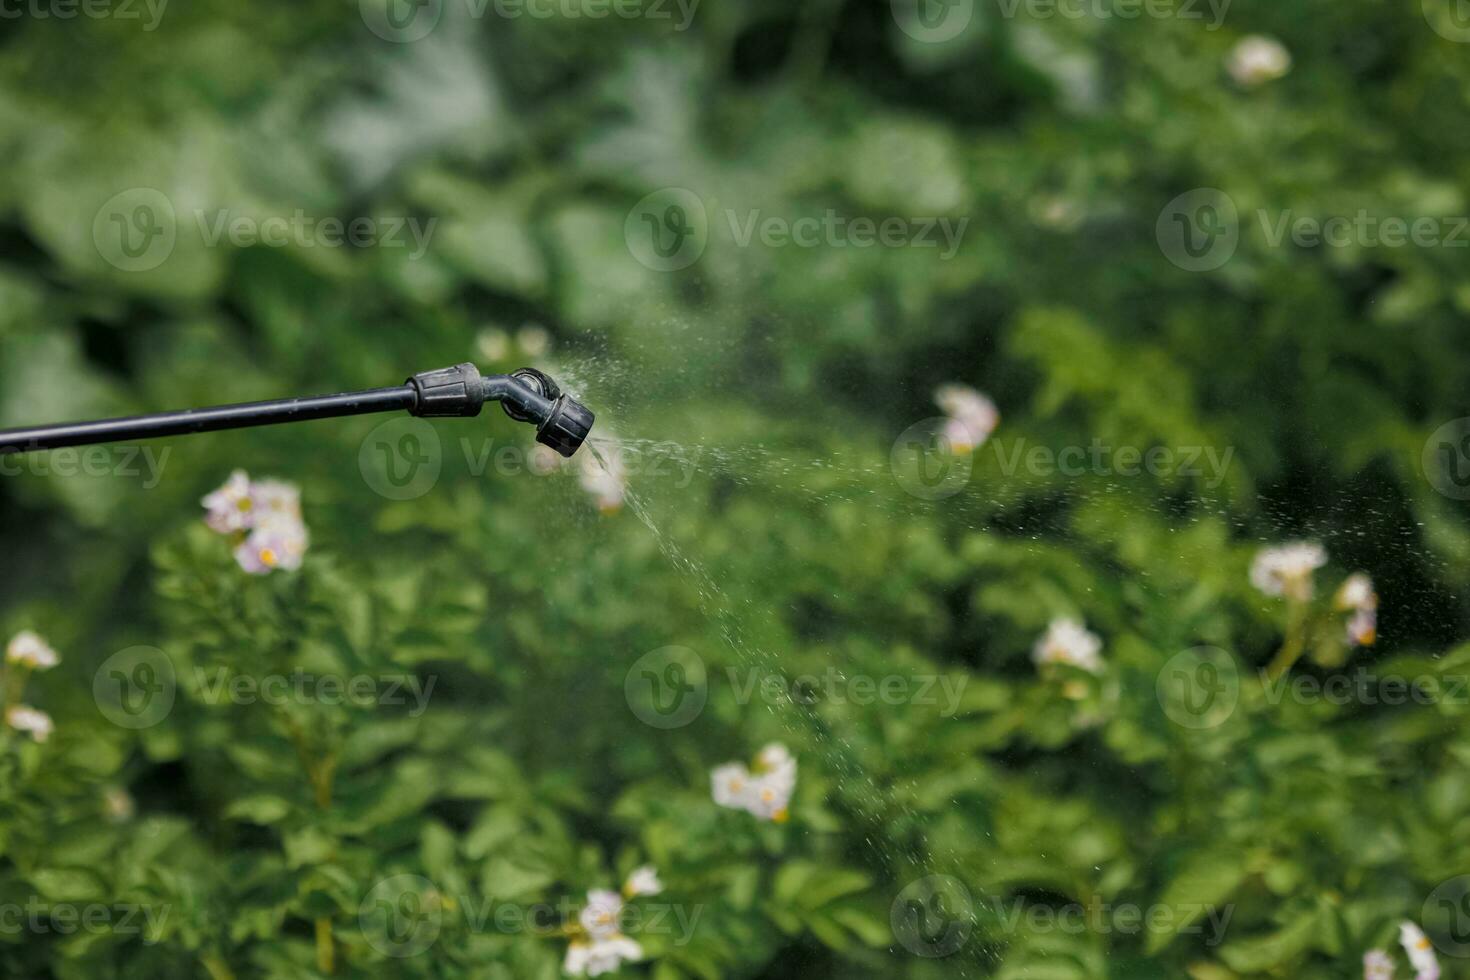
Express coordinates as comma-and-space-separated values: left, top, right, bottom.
1032, 618, 1104, 675
934, 384, 999, 455
623, 866, 662, 898
711, 744, 797, 822
563, 935, 643, 977
1250, 542, 1327, 601
7, 704, 53, 743
1399, 921, 1439, 980
1227, 35, 1291, 88
1363, 948, 1394, 980
6, 630, 59, 670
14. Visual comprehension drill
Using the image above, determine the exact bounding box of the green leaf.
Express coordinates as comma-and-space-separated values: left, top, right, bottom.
1146, 851, 1249, 954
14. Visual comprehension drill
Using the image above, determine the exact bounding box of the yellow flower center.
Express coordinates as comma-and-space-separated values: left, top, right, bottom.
259, 548, 278, 567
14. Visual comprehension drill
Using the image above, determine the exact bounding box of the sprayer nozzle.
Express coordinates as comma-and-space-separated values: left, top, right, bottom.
536, 392, 595, 457
490, 367, 595, 458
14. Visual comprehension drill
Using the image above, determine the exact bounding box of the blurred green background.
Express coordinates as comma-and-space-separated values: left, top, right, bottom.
4, 0, 1470, 977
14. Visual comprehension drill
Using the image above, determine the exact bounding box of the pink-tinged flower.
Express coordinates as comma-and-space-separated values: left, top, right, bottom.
1227, 35, 1291, 87
1363, 949, 1394, 980
1250, 542, 1327, 601
563, 935, 643, 977
250, 479, 302, 522
6, 630, 59, 670
202, 470, 256, 533
623, 866, 662, 898
1399, 922, 1440, 980
1032, 618, 1104, 674
1347, 607, 1378, 647
934, 384, 999, 455
233, 516, 309, 575
6, 704, 53, 742
1334, 573, 1379, 647
204, 471, 309, 575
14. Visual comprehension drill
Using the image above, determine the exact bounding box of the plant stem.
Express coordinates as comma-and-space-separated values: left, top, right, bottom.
280, 710, 338, 974
315, 916, 335, 975
1265, 599, 1309, 681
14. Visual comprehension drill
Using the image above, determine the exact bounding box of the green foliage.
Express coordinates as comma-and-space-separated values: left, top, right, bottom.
2, 1, 1470, 977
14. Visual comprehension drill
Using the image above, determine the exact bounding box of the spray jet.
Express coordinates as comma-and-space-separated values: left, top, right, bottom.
0, 364, 594, 459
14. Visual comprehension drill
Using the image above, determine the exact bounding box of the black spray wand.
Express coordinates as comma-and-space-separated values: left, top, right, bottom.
0, 364, 594, 458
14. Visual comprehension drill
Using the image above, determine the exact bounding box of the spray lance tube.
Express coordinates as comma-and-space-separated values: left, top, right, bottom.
0, 364, 594, 459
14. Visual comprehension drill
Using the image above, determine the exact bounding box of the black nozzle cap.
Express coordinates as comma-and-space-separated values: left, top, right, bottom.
537, 395, 594, 458
409, 363, 486, 418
